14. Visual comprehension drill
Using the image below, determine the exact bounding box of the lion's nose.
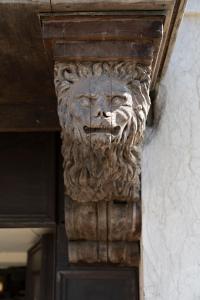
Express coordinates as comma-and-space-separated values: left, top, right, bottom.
97, 111, 111, 118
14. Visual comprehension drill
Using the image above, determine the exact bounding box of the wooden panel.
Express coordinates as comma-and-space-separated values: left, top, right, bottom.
58, 269, 139, 300
0, 4, 60, 131
0, 103, 59, 132
54, 225, 139, 300
0, 4, 55, 105
0, 133, 56, 226
42, 16, 163, 40
54, 41, 154, 62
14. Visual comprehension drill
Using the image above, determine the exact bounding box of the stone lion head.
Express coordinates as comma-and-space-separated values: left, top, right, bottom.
54, 61, 151, 202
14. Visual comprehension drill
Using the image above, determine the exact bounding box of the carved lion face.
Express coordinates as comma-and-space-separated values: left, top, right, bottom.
54, 62, 151, 202
55, 62, 151, 147
67, 75, 136, 145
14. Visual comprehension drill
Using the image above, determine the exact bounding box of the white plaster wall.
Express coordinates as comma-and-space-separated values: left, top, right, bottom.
142, 1, 200, 299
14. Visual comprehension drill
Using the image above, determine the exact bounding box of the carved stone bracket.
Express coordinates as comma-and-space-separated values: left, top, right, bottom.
41, 14, 163, 265
54, 61, 151, 203
54, 61, 150, 265
65, 198, 141, 265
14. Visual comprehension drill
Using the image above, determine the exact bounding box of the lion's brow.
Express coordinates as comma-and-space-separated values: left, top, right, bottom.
77, 94, 96, 99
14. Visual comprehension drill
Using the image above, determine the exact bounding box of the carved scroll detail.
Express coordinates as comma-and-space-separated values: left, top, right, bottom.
54, 61, 151, 265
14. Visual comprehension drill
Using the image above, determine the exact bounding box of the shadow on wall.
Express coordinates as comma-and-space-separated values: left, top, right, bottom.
144, 83, 167, 145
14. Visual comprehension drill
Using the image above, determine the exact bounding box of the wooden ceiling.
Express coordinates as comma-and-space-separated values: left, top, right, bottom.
0, 0, 187, 131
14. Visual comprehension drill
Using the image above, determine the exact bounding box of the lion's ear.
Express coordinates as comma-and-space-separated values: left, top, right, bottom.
57, 100, 71, 129
133, 105, 149, 145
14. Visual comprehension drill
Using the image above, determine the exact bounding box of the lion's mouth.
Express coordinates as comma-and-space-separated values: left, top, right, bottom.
83, 126, 120, 135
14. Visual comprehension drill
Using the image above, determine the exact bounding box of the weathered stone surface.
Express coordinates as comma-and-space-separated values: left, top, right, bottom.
54, 61, 151, 203
55, 61, 151, 265
65, 198, 141, 241
65, 197, 141, 265
68, 240, 140, 266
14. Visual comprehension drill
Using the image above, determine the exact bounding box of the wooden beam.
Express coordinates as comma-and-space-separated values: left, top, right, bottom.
54, 41, 154, 62
0, 133, 56, 227
42, 17, 163, 40
50, 0, 173, 12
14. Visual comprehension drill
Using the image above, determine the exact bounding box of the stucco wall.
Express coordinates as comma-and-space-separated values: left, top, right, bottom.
142, 1, 200, 299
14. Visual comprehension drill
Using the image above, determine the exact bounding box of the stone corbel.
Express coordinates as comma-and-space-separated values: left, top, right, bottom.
41, 14, 163, 265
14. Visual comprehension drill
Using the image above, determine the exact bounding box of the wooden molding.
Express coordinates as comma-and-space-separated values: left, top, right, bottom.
42, 14, 164, 82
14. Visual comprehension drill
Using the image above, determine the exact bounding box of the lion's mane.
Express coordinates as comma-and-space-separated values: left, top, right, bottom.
54, 62, 151, 202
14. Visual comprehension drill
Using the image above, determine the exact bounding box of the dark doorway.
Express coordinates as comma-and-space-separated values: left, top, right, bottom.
0, 267, 26, 300
26, 234, 55, 300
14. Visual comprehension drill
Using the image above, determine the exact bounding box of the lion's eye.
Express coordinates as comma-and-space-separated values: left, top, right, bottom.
111, 95, 126, 106
80, 97, 91, 107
